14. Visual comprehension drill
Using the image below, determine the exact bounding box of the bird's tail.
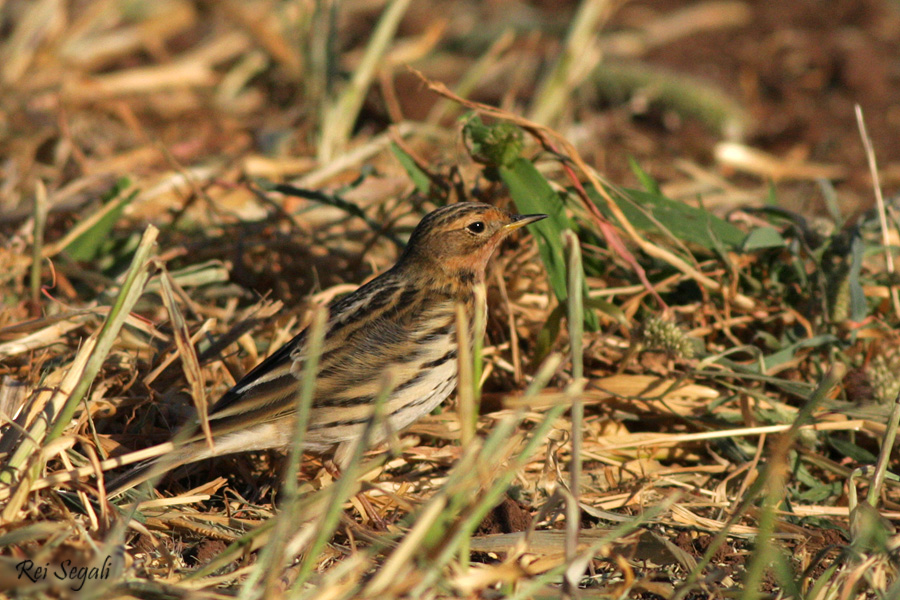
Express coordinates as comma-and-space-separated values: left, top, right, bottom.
106, 440, 212, 496
107, 422, 293, 496
106, 456, 171, 497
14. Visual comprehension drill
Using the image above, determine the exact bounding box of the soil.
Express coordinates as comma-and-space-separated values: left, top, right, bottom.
601, 0, 900, 216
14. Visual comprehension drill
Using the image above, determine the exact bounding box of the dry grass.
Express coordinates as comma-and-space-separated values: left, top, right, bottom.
2, 1, 900, 599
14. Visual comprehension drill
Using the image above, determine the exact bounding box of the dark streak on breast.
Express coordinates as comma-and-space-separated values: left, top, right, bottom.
456, 269, 476, 285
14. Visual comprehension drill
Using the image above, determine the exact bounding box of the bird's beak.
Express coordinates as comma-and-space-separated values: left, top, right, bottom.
504, 213, 548, 231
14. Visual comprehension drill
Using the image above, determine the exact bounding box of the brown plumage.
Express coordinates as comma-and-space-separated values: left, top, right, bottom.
111, 202, 546, 493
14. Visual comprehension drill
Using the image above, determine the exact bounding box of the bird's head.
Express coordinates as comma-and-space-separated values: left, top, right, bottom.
401, 202, 547, 282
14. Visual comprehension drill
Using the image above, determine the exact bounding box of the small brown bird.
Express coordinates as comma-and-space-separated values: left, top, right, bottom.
112, 202, 546, 493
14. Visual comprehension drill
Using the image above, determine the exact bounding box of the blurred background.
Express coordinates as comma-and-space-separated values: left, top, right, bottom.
2, 0, 898, 227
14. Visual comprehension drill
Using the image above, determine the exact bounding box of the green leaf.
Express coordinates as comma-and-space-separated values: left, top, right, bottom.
818, 179, 842, 228
851, 503, 893, 552
627, 156, 661, 196
498, 157, 599, 331
761, 334, 839, 373
462, 114, 524, 168
533, 303, 565, 366
390, 142, 431, 195
585, 295, 628, 324
827, 437, 877, 463
742, 227, 787, 251
771, 548, 803, 599
797, 482, 841, 503
586, 185, 746, 250
64, 178, 137, 261
848, 232, 867, 324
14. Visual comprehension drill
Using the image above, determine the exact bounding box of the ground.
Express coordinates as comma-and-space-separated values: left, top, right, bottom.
1, 0, 899, 598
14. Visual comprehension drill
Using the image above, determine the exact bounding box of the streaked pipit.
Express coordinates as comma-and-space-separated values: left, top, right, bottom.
113, 202, 546, 492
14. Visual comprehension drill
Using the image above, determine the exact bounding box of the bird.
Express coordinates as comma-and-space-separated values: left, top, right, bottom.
109, 202, 547, 494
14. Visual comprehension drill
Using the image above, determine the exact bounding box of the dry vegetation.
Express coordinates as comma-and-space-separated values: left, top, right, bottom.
2, 0, 900, 598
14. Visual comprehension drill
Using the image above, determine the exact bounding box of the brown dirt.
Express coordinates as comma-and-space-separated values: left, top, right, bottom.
602, 0, 900, 215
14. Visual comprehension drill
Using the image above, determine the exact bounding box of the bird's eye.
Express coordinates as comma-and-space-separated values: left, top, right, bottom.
466, 221, 485, 234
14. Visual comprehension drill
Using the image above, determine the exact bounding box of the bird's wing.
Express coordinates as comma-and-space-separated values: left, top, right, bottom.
203, 269, 410, 431
202, 269, 458, 437
206, 328, 307, 429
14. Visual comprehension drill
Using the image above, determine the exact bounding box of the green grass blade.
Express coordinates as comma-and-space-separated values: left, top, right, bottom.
390, 142, 431, 195
586, 184, 746, 251
563, 230, 585, 592
500, 157, 599, 331
2, 225, 158, 488
63, 178, 137, 262
318, 0, 411, 161
241, 308, 327, 599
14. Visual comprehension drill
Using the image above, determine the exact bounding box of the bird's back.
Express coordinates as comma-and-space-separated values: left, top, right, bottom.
202, 266, 469, 456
